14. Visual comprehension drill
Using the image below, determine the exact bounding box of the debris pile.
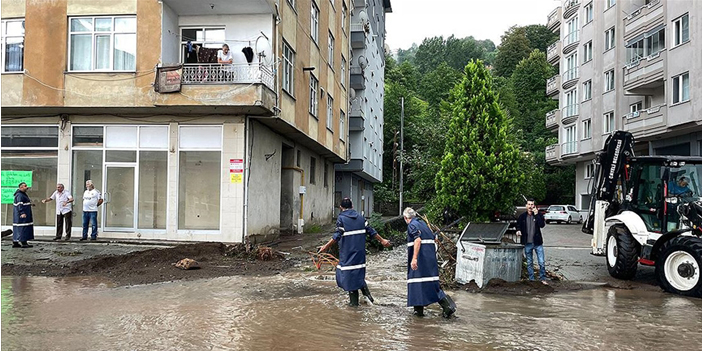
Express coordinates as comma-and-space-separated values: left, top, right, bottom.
174, 258, 200, 270
420, 214, 462, 289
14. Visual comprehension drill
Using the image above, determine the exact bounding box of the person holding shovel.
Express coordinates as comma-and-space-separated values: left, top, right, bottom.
319, 198, 391, 306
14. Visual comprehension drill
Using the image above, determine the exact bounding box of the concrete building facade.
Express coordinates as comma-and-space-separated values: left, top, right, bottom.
545, 0, 702, 211
1, 0, 352, 243
334, 0, 390, 217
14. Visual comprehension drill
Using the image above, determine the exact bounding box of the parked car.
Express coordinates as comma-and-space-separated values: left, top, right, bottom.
544, 205, 583, 224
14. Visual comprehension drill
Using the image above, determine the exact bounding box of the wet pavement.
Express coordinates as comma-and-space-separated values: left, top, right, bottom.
3, 226, 702, 351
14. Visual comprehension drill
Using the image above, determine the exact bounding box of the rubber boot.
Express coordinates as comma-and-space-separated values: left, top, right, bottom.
413, 306, 424, 317
360, 285, 374, 304
348, 290, 360, 307
438, 295, 456, 319
20, 241, 33, 248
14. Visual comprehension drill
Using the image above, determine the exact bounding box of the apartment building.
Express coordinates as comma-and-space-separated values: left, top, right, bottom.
0, 0, 351, 243
334, 0, 391, 217
545, 0, 702, 211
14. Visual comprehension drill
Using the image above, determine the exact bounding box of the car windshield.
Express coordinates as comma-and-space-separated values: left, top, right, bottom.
669, 164, 702, 197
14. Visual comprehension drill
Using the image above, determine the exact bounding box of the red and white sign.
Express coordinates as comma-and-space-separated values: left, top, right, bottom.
230, 159, 244, 173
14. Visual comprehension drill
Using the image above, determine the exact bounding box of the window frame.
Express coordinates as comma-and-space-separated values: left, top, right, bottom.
582, 119, 592, 140
603, 111, 615, 134
328, 30, 335, 68
67, 15, 137, 72
604, 27, 615, 51
342, 2, 348, 35
606, 0, 616, 9
282, 41, 295, 96
583, 80, 592, 101
604, 69, 615, 92
583, 41, 593, 63
341, 56, 346, 87
309, 74, 319, 118
672, 72, 690, 105
326, 94, 334, 132
1, 19, 25, 73
584, 2, 593, 24
585, 163, 595, 179
311, 1, 320, 44
340, 110, 346, 141
673, 13, 690, 47
309, 156, 316, 185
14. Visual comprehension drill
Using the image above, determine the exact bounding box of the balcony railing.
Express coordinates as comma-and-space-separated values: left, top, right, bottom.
547, 7, 562, 32
562, 67, 579, 88
624, 0, 662, 27
546, 75, 560, 96
181, 63, 274, 91
562, 104, 579, 122
563, 30, 580, 53
562, 141, 578, 156
546, 144, 559, 163
563, 0, 580, 19
623, 49, 666, 93
546, 108, 560, 130
547, 41, 561, 64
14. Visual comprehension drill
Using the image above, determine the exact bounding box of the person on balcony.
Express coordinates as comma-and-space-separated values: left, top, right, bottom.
217, 44, 233, 64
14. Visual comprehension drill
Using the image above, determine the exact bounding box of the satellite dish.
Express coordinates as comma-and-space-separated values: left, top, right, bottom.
255, 35, 273, 66
349, 88, 356, 100
358, 11, 369, 25
358, 55, 368, 69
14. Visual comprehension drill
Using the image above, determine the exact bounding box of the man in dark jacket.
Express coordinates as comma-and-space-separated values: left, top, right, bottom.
12, 182, 35, 248
319, 198, 391, 306
516, 198, 547, 283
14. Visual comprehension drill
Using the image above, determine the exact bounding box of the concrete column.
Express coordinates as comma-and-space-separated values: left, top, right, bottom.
58, 120, 72, 190
220, 120, 246, 242
167, 122, 179, 238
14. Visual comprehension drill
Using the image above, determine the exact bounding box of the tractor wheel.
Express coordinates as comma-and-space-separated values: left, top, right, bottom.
606, 225, 639, 280
566, 216, 572, 224
655, 236, 702, 297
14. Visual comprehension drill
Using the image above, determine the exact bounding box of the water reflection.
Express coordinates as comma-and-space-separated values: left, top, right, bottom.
2, 251, 702, 351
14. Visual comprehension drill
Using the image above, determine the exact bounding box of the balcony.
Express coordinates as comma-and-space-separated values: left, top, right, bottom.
562, 67, 579, 89
547, 41, 561, 64
545, 108, 560, 131
563, 0, 580, 19
546, 144, 560, 163
623, 49, 666, 95
546, 75, 560, 97
547, 7, 562, 32
624, 0, 663, 39
181, 64, 274, 90
561, 104, 579, 125
561, 141, 578, 157
624, 104, 668, 139
350, 66, 366, 90
349, 99, 365, 131
562, 30, 579, 54
350, 23, 367, 49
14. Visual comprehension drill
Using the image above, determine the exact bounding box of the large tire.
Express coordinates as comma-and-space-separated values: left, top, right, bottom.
606, 225, 639, 279
655, 236, 702, 297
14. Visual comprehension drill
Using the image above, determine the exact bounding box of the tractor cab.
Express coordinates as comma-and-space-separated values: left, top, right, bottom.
625, 156, 702, 233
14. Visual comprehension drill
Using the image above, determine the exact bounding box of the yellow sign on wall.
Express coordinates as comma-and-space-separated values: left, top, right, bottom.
230, 173, 243, 183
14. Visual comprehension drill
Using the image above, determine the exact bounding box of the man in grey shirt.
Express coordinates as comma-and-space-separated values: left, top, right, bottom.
516, 199, 547, 283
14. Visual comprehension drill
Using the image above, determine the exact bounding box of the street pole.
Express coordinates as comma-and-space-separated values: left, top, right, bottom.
399, 97, 404, 217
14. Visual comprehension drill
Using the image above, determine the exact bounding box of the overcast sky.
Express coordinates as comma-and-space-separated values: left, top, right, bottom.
385, 0, 560, 51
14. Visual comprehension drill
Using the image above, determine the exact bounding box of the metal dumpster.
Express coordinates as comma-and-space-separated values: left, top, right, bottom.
454, 222, 523, 287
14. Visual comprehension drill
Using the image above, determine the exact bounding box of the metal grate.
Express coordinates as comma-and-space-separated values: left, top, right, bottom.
458, 222, 509, 244
181, 63, 274, 91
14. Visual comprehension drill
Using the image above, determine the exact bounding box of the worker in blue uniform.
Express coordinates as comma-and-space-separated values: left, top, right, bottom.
403, 207, 456, 318
319, 198, 392, 306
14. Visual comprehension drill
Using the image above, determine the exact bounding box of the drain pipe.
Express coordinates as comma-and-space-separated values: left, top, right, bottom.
243, 116, 251, 243
282, 167, 305, 233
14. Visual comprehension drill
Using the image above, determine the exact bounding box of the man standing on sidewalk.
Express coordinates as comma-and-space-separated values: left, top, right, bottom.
42, 183, 74, 241
516, 198, 548, 284
12, 182, 34, 248
81, 180, 102, 241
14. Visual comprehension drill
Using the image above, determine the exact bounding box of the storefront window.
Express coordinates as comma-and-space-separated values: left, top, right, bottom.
178, 126, 221, 231
1, 150, 58, 227
138, 151, 167, 229
72, 150, 103, 225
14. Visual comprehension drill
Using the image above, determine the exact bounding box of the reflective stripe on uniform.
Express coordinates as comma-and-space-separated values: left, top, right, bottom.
337, 227, 345, 232
336, 263, 366, 271
13, 202, 31, 206
406, 239, 435, 246
407, 276, 440, 284
342, 229, 366, 236
13, 222, 34, 226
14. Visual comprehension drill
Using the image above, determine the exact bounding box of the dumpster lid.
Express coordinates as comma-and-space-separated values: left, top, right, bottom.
457, 222, 509, 244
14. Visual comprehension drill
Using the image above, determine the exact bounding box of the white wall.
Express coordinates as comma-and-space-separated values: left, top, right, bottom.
247, 121, 283, 237
161, 2, 179, 64
176, 14, 273, 65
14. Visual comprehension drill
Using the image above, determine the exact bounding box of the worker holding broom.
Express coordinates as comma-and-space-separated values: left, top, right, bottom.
319, 198, 392, 306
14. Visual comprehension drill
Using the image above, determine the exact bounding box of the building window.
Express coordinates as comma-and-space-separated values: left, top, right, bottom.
564, 125, 577, 155
583, 41, 592, 63
583, 80, 592, 101
340, 110, 346, 141
583, 119, 592, 139
626, 28, 664, 64
604, 69, 615, 92
672, 72, 690, 104
296, 150, 301, 167
673, 13, 690, 47
604, 27, 615, 51
1, 127, 59, 227
311, 1, 320, 44
564, 88, 579, 118
630, 101, 643, 114
565, 17, 579, 46
310, 157, 316, 184
328, 31, 335, 67
327, 95, 334, 131
341, 56, 346, 87
606, 0, 616, 9
69, 16, 136, 71
178, 126, 221, 231
283, 41, 294, 95
585, 3, 593, 23
565, 52, 578, 81
309, 75, 319, 117
604, 112, 615, 133
324, 162, 329, 188
342, 2, 348, 33
1, 19, 24, 72
180, 27, 225, 63
585, 163, 594, 179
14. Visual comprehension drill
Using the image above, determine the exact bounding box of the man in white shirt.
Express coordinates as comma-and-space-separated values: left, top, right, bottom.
42, 183, 74, 241
217, 44, 233, 64
81, 180, 103, 241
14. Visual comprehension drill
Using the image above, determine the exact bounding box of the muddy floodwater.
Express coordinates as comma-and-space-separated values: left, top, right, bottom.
3, 250, 702, 351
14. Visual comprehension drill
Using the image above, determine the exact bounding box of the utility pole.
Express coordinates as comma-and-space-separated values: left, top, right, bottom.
399, 97, 404, 217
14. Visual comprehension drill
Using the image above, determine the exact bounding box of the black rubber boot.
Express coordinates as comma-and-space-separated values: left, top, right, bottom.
360, 285, 374, 304
438, 295, 456, 319
20, 241, 33, 248
348, 290, 360, 307
413, 306, 424, 317
12, 241, 21, 248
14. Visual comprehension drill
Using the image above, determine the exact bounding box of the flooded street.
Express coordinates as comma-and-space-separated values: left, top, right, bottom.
3, 248, 702, 351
